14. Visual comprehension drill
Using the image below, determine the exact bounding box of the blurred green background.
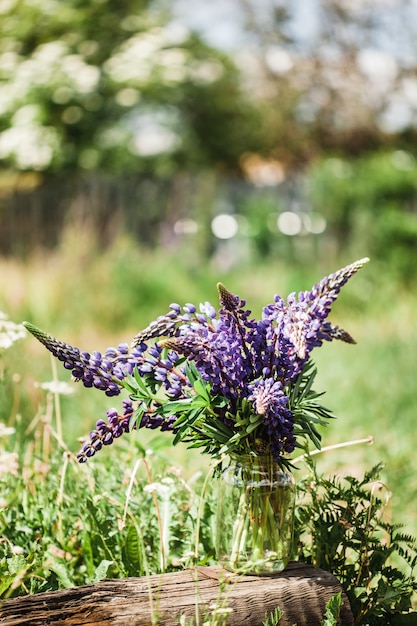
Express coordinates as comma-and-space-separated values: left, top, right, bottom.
1, 0, 417, 537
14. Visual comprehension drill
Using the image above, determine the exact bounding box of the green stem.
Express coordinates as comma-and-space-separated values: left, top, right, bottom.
230, 488, 249, 566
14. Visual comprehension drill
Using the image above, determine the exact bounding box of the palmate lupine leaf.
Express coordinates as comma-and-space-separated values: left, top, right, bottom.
287, 362, 335, 450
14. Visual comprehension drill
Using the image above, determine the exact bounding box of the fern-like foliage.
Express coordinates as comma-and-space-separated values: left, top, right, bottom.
294, 461, 417, 625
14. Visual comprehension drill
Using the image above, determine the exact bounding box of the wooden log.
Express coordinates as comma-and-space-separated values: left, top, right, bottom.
0, 562, 354, 626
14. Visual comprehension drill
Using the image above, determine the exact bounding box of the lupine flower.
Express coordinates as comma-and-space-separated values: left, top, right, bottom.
23, 257, 369, 466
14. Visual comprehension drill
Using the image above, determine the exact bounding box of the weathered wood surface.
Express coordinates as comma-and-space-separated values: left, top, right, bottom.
0, 562, 354, 626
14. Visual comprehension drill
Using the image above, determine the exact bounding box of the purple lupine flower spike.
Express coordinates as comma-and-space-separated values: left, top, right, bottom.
131, 301, 216, 347
319, 322, 356, 344
23, 322, 122, 397
24, 257, 369, 465
302, 257, 369, 317
131, 315, 178, 346
217, 283, 241, 311
77, 400, 135, 463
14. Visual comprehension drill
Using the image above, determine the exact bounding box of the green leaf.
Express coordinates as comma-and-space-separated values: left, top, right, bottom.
47, 557, 74, 589
0, 575, 16, 598
93, 559, 114, 583
246, 418, 264, 434
134, 367, 146, 388
6, 554, 26, 575
192, 378, 211, 401
321, 592, 343, 626
185, 361, 200, 385
122, 522, 145, 576
161, 399, 193, 415
263, 606, 283, 626
172, 407, 204, 445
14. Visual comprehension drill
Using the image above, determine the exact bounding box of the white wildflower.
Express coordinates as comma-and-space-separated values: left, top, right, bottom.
0, 423, 15, 438
208, 606, 233, 616
143, 482, 171, 496
0, 312, 27, 350
36, 380, 74, 395
0, 451, 19, 477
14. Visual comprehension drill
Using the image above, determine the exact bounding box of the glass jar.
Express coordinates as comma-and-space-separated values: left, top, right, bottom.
215, 454, 295, 575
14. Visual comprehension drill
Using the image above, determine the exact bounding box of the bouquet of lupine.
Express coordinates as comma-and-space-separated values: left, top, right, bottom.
23, 258, 368, 469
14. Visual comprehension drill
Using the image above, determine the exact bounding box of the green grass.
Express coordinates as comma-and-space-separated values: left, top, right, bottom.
310, 296, 417, 537
1, 234, 417, 617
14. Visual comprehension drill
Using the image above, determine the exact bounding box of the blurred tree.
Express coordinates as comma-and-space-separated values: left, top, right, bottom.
2, 0, 417, 275
0, 0, 263, 174
3, 0, 417, 174
308, 150, 417, 282
238, 0, 417, 164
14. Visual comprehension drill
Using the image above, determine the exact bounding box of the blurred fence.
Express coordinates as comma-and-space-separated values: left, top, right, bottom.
0, 171, 319, 258
0, 172, 178, 254
1, 158, 417, 282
